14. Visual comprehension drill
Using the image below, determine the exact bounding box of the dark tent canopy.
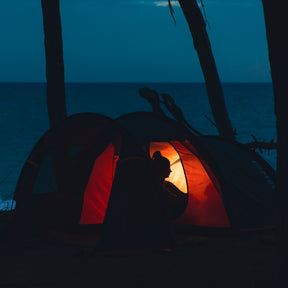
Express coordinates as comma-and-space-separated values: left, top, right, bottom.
6, 112, 276, 244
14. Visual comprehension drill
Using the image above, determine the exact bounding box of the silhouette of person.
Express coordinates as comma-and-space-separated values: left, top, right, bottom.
152, 151, 172, 184
152, 151, 188, 220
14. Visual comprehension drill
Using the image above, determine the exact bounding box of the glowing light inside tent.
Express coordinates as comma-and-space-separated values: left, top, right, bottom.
150, 142, 188, 194
150, 141, 230, 227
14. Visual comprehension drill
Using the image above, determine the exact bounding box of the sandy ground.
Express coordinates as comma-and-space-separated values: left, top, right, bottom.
0, 221, 277, 288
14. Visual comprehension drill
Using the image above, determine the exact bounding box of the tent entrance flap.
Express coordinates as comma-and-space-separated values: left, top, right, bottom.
79, 143, 119, 224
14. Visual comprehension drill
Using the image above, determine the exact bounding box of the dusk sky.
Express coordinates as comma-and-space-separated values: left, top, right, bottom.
0, 0, 271, 83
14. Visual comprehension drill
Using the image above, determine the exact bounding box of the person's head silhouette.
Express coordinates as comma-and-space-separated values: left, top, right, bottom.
152, 151, 171, 183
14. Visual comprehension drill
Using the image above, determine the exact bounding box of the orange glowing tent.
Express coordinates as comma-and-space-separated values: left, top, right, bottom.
7, 111, 276, 245
117, 112, 277, 231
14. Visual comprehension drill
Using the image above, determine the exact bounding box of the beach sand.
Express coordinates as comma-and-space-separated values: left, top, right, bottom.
0, 219, 276, 288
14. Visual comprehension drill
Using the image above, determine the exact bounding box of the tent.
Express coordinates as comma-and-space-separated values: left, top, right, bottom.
7, 113, 150, 242
6, 111, 276, 244
117, 112, 277, 231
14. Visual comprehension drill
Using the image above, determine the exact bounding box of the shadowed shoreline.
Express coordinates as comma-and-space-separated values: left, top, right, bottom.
0, 211, 276, 288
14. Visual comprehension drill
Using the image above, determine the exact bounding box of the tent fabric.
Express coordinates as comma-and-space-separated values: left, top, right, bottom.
149, 141, 230, 227
117, 112, 276, 230
79, 143, 119, 224
7, 111, 277, 245
196, 136, 277, 229
8, 113, 137, 240
170, 140, 230, 227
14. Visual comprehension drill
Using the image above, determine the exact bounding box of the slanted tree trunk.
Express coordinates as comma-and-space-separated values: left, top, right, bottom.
178, 0, 234, 140
41, 0, 66, 129
41, 0, 72, 226
262, 1, 288, 286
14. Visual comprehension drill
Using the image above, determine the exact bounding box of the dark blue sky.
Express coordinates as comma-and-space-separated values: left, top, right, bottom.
0, 0, 271, 82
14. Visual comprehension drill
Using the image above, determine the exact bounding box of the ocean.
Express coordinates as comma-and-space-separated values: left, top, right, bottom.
0, 82, 277, 208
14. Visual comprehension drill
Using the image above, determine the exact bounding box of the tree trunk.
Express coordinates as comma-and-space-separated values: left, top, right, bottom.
262, 1, 288, 286
41, 0, 71, 221
178, 0, 234, 140
41, 0, 67, 129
